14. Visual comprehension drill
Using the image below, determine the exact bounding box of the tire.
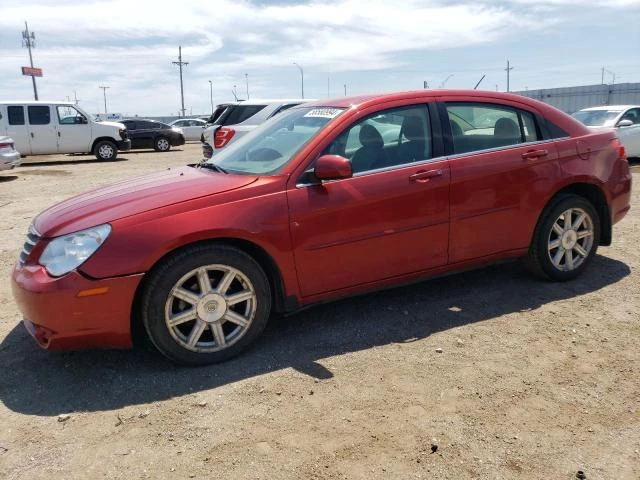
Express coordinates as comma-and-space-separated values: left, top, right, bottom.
154, 136, 171, 152
140, 244, 271, 365
94, 140, 118, 161
527, 194, 600, 281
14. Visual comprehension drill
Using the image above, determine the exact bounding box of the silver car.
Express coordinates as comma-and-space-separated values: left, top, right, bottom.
201, 99, 310, 158
168, 118, 207, 142
0, 136, 21, 171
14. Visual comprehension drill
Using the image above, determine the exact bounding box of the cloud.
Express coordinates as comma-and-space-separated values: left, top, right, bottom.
0, 0, 638, 115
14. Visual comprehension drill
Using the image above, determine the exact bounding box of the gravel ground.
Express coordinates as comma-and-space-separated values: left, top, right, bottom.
0, 144, 638, 479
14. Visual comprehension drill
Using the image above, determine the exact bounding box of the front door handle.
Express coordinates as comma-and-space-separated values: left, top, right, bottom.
521, 149, 548, 160
57, 131, 61, 137
30, 132, 34, 138
409, 169, 443, 183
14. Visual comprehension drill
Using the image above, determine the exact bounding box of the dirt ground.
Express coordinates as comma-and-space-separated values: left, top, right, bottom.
0, 143, 638, 479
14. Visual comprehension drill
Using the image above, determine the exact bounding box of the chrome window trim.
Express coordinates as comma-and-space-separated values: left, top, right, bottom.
295, 137, 559, 188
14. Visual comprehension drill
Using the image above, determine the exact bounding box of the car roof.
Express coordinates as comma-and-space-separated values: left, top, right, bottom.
299, 89, 564, 110
578, 105, 640, 112
0, 100, 78, 106
222, 99, 311, 106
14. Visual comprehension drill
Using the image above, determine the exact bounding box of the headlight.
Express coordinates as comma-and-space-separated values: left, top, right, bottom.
39, 224, 111, 277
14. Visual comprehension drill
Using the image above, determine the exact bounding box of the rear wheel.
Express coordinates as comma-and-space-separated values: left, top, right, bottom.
154, 136, 171, 152
94, 140, 117, 161
141, 244, 271, 365
527, 194, 600, 281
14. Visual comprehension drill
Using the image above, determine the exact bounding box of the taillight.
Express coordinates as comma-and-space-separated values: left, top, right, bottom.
214, 127, 235, 148
0, 142, 13, 149
612, 138, 627, 160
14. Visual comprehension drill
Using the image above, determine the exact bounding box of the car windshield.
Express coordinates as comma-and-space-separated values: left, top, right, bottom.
571, 109, 621, 127
206, 106, 345, 174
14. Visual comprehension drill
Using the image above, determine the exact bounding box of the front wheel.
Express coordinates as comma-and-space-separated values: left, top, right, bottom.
94, 140, 118, 161
141, 244, 271, 365
154, 136, 171, 152
527, 194, 600, 281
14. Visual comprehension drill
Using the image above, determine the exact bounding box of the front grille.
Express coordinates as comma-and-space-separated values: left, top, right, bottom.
19, 225, 41, 266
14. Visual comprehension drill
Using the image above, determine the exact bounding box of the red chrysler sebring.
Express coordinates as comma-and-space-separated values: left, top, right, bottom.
12, 90, 632, 364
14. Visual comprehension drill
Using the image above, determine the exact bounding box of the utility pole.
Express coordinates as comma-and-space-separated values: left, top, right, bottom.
293, 62, 304, 98
505, 60, 514, 92
245, 73, 249, 100
423, 80, 429, 89
344, 84, 347, 96
99, 86, 110, 113
208, 80, 213, 114
22, 21, 38, 100
172, 46, 189, 117
73, 90, 79, 105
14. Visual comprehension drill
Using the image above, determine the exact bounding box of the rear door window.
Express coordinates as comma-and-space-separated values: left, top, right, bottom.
446, 103, 542, 154
7, 106, 25, 125
28, 106, 51, 125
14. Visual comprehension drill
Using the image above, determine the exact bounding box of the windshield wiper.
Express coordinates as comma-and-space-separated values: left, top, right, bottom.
198, 161, 228, 174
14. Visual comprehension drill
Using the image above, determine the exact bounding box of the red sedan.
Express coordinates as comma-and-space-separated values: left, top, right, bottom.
12, 90, 632, 365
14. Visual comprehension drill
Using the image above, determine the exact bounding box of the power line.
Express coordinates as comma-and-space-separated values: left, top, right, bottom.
172, 46, 189, 117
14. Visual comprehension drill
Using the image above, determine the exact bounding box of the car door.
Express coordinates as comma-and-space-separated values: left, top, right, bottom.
26, 105, 58, 154
287, 104, 450, 298
55, 105, 91, 153
3, 105, 32, 154
616, 107, 640, 157
442, 99, 560, 263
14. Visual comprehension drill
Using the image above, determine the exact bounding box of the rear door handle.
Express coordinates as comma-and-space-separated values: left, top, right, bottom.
30, 132, 34, 138
409, 169, 443, 183
521, 149, 548, 160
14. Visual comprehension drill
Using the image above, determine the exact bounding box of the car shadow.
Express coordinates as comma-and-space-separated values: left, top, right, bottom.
0, 255, 630, 415
0, 175, 18, 183
122, 149, 185, 154
21, 158, 128, 167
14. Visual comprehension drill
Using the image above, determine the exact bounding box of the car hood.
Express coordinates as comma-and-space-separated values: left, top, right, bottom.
96, 120, 125, 129
34, 166, 258, 237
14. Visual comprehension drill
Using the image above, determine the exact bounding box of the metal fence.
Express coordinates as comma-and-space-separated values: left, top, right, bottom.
515, 83, 640, 114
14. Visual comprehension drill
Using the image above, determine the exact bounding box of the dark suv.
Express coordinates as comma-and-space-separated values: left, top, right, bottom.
122, 119, 185, 152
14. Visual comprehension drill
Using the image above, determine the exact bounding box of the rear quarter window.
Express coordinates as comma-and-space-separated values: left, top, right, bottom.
8, 106, 25, 125
28, 105, 50, 125
222, 105, 267, 125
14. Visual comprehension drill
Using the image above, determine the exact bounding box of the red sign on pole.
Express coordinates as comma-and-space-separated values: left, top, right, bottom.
21, 66, 43, 77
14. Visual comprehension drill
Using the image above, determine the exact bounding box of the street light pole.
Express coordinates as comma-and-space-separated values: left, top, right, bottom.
440, 74, 454, 88
99, 85, 110, 114
293, 62, 304, 98
208, 80, 213, 114
245, 73, 249, 100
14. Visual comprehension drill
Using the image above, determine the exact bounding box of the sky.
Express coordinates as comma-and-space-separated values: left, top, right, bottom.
1, 0, 639, 116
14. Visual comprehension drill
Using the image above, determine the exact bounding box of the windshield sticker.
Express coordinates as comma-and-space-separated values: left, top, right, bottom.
304, 108, 342, 119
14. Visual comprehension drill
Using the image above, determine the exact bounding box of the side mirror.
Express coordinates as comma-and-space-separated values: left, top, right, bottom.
617, 119, 633, 128
314, 154, 353, 181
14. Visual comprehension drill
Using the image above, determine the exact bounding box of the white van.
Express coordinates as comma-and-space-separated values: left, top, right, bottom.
0, 101, 131, 161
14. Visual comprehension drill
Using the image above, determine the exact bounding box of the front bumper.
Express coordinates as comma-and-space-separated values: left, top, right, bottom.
12, 264, 143, 350
0, 151, 21, 170
117, 139, 131, 151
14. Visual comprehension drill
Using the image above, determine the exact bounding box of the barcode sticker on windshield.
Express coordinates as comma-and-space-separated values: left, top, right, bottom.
304, 108, 342, 119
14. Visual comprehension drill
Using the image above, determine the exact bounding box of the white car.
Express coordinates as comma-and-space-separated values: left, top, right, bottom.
571, 105, 640, 158
201, 99, 310, 158
168, 118, 207, 141
0, 136, 21, 170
